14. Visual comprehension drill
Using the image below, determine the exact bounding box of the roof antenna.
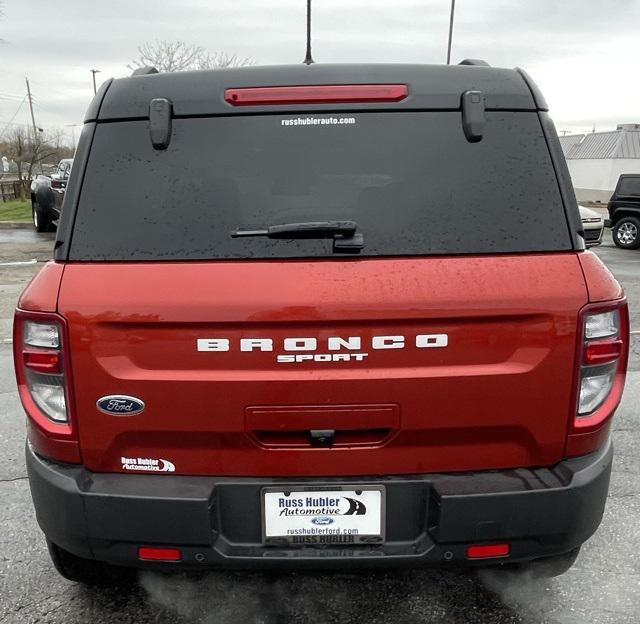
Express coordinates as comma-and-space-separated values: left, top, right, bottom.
303, 0, 314, 65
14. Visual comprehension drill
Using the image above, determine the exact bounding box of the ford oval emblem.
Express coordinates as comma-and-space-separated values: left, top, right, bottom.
311, 516, 335, 526
96, 395, 145, 416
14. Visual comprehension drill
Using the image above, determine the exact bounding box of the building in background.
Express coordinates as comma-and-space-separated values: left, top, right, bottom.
560, 124, 640, 203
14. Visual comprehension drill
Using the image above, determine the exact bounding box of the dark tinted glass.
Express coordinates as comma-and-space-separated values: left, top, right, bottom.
618, 177, 640, 197
69, 111, 571, 260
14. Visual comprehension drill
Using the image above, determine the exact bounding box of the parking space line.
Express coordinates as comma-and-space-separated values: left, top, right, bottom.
0, 259, 38, 266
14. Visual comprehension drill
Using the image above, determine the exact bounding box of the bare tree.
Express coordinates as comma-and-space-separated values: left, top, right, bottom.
128, 40, 254, 73
3, 127, 71, 199
196, 51, 254, 70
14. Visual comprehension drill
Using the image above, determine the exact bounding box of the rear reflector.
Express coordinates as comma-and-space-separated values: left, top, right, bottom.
225, 84, 408, 106
138, 546, 182, 562
466, 543, 510, 559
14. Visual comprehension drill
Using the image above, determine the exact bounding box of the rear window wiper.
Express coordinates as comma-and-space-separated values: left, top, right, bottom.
232, 220, 355, 239
231, 221, 364, 253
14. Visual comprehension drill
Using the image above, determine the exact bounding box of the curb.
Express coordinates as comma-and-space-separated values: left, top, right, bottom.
0, 222, 33, 230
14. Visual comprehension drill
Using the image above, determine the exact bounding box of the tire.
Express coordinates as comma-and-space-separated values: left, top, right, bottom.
46, 540, 126, 585
498, 547, 580, 579
32, 200, 53, 233
612, 216, 640, 249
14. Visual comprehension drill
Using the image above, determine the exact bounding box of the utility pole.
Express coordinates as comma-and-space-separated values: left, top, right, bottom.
90, 69, 101, 95
446, 0, 456, 65
65, 124, 80, 151
25, 78, 38, 137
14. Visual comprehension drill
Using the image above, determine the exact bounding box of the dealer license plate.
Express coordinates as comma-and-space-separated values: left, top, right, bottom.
262, 486, 384, 545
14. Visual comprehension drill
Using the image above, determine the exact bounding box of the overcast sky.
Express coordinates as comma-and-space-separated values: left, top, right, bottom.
1, 0, 639, 144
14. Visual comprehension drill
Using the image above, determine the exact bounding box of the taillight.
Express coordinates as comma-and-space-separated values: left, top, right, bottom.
13, 310, 79, 463
224, 84, 408, 106
567, 301, 629, 457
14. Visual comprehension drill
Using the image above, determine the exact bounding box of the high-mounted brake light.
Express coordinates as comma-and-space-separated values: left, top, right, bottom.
567, 301, 629, 457
13, 310, 79, 462
225, 84, 408, 107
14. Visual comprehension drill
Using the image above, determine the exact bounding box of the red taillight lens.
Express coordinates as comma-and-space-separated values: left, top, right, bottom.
225, 84, 408, 106
583, 339, 623, 365
13, 310, 79, 463
23, 349, 61, 373
466, 543, 510, 559
567, 301, 629, 457
138, 547, 182, 562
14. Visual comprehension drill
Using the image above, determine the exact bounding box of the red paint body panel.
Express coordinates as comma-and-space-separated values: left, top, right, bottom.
577, 251, 624, 302
14, 267, 80, 462
55, 254, 590, 476
18, 261, 65, 312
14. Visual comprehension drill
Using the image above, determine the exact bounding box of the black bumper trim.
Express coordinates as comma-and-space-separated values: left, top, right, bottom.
26, 440, 613, 570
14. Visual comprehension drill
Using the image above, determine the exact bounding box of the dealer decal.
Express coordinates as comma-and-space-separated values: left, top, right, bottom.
121, 457, 176, 472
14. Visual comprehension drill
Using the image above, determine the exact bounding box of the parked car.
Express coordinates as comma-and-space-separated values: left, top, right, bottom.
579, 205, 604, 246
608, 174, 640, 248
14, 62, 628, 584
30, 159, 73, 232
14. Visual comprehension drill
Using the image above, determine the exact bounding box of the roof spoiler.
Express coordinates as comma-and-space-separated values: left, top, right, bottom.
459, 59, 490, 67
131, 66, 159, 76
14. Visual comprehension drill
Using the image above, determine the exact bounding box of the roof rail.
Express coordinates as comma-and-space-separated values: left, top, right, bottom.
459, 59, 490, 67
131, 66, 159, 77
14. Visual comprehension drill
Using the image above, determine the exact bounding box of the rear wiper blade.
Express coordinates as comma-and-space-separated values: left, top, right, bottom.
231, 220, 364, 253
232, 220, 357, 239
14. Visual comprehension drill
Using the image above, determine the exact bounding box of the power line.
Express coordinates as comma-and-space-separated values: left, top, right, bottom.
0, 96, 27, 137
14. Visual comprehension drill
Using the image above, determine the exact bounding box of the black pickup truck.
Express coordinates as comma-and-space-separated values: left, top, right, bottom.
30, 159, 73, 232
609, 174, 640, 249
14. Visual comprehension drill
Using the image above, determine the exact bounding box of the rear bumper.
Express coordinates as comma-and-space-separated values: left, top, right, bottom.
26, 439, 613, 570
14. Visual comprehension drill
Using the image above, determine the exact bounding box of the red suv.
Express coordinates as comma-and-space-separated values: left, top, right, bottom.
14, 62, 628, 583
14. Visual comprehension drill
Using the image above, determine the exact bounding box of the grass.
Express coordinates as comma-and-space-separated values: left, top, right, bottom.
0, 199, 31, 222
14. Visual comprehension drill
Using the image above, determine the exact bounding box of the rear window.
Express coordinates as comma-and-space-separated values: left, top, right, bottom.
618, 177, 640, 197
69, 111, 571, 260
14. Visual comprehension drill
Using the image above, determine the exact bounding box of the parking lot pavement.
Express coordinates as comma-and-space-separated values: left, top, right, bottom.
0, 229, 639, 624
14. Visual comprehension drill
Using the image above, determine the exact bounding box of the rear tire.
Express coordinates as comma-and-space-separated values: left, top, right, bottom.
613, 216, 640, 249
32, 200, 53, 233
46, 540, 126, 585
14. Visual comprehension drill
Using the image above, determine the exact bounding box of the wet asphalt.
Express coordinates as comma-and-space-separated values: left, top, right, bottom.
0, 227, 638, 623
